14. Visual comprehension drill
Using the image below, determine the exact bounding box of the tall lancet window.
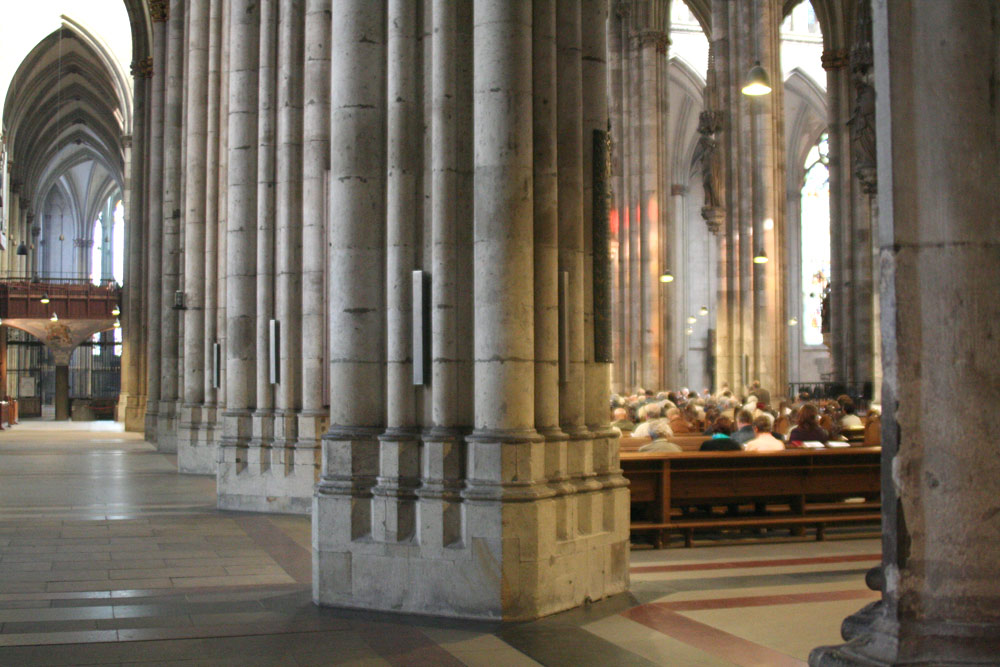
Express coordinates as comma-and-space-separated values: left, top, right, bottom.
801, 133, 830, 346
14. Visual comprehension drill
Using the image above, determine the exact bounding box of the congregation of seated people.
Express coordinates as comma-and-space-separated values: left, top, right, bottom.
610, 383, 881, 452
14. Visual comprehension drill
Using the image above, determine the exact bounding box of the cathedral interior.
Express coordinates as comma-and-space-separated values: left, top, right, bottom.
0, 0, 996, 664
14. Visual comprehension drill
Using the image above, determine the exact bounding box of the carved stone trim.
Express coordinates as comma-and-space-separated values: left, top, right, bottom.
637, 30, 670, 54
131, 57, 154, 79
149, 0, 168, 23
821, 49, 849, 71
74, 238, 94, 249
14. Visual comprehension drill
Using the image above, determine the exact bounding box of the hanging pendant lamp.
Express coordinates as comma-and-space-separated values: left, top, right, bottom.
742, 61, 772, 96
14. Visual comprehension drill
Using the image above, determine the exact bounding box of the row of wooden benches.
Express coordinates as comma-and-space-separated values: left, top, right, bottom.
619, 444, 882, 548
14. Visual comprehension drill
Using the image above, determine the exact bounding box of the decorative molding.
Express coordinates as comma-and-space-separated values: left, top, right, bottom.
74, 238, 94, 249
821, 49, 849, 71
149, 0, 168, 23
638, 30, 670, 54
130, 57, 154, 79
701, 207, 725, 236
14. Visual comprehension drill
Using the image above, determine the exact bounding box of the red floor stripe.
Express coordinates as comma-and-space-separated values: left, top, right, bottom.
630, 552, 880, 574
623, 604, 806, 667
653, 588, 880, 611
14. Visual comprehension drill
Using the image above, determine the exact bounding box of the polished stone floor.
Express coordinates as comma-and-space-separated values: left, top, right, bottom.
0, 421, 880, 665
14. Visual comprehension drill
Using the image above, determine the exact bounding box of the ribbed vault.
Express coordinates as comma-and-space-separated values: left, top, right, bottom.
3, 18, 131, 262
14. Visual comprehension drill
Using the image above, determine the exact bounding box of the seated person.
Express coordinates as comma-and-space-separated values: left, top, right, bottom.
700, 416, 741, 451
863, 409, 881, 446
788, 403, 829, 444
638, 422, 682, 452
666, 407, 693, 434
840, 400, 863, 428
743, 414, 785, 451
610, 407, 635, 433
633, 404, 671, 439
731, 409, 756, 446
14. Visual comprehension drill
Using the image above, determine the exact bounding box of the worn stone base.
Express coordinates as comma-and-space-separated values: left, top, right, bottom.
118, 393, 146, 432
155, 400, 179, 453
177, 404, 218, 474
810, 612, 1000, 666
144, 409, 159, 443
217, 453, 317, 514
217, 409, 319, 515
313, 432, 630, 620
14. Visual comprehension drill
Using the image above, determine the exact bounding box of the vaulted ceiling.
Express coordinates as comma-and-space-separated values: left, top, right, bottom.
3, 18, 131, 229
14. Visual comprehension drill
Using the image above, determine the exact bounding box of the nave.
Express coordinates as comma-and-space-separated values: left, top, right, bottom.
0, 422, 879, 665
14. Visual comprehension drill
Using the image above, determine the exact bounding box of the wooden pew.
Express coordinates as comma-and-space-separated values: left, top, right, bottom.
622, 447, 881, 547
620, 434, 706, 452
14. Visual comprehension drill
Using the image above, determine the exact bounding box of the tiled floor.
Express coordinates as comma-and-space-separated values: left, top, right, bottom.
0, 421, 881, 665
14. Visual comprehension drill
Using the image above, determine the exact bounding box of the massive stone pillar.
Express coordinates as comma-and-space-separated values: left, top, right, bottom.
314, 0, 387, 603
156, 0, 186, 452
296, 0, 330, 457
314, 0, 628, 621
179, 0, 212, 472
121, 57, 150, 432
608, 0, 671, 392
144, 4, 168, 441
811, 2, 1000, 664
217, 0, 259, 509
711, 0, 786, 396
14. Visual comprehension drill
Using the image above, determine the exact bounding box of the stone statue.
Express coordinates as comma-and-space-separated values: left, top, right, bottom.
693, 110, 723, 210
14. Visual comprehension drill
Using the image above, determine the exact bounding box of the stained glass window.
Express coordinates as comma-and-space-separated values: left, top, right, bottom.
801, 133, 830, 346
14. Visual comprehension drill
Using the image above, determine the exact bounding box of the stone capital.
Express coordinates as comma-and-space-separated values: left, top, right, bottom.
130, 57, 154, 79
149, 0, 168, 22
821, 49, 849, 71
74, 238, 93, 249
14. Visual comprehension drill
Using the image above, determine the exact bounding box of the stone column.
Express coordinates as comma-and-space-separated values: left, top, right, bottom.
373, 0, 421, 543
711, 0, 786, 395
218, 0, 259, 508
178, 0, 211, 472
420, 0, 470, 551
296, 0, 330, 454
314, 0, 627, 622
215, 0, 230, 415
609, 1, 671, 392
157, 0, 186, 452
272, 0, 308, 511
556, 0, 586, 438
532, 0, 569, 506
812, 1, 1000, 664
144, 6, 168, 441
202, 0, 223, 441
313, 0, 386, 571
252, 0, 278, 473
121, 60, 148, 431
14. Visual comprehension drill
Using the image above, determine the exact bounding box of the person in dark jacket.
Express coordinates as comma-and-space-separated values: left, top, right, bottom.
730, 409, 756, 446
700, 416, 742, 451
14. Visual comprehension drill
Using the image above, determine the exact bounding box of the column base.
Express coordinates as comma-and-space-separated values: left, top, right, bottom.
154, 400, 179, 453
117, 393, 146, 432
313, 428, 630, 620
177, 404, 218, 474
216, 409, 314, 514
810, 604, 1000, 666
144, 406, 159, 443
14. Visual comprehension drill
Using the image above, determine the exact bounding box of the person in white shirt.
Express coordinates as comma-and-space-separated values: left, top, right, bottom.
744, 414, 785, 452
839, 400, 863, 428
